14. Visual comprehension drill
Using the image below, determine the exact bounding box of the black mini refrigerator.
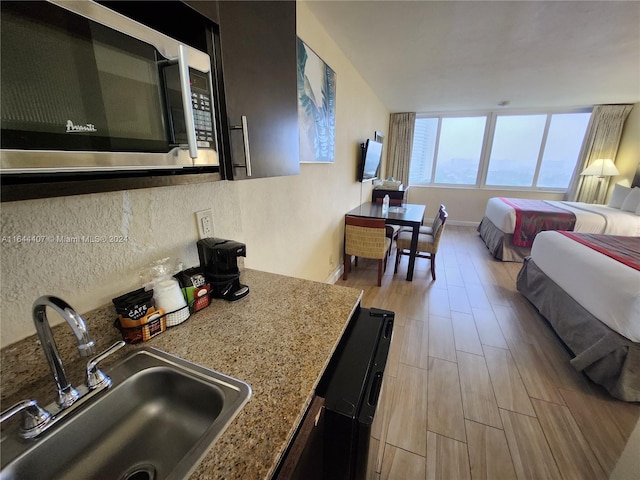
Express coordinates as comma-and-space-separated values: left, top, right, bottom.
318, 307, 394, 480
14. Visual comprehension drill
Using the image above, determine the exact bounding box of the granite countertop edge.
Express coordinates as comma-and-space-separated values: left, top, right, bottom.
0, 269, 363, 480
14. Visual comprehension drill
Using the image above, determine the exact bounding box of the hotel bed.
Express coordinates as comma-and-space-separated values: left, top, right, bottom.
478, 196, 640, 262
517, 231, 640, 401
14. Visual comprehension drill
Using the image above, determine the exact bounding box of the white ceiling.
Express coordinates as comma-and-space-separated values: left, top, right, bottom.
304, 1, 640, 113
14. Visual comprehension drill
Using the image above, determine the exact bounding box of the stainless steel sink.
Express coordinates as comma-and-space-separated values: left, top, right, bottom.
0, 348, 251, 480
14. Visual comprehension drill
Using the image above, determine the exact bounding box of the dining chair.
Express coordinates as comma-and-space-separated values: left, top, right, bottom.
373, 195, 403, 206
398, 204, 446, 235
394, 205, 448, 280
419, 204, 446, 234
343, 215, 392, 286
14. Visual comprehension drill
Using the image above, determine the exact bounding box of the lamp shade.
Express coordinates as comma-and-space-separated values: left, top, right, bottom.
580, 158, 620, 177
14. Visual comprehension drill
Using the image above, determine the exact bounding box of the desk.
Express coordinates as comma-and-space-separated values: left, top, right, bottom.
346, 202, 426, 281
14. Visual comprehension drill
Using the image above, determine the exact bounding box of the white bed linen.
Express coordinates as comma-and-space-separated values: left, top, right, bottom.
531, 231, 640, 342
484, 198, 640, 236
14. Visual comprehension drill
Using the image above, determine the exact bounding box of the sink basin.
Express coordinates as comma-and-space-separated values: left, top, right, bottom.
0, 348, 251, 480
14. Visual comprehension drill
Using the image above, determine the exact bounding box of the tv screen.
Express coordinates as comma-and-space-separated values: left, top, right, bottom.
359, 139, 383, 182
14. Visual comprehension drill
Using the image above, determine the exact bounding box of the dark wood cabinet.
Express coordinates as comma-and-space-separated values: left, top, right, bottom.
275, 396, 324, 480
102, 1, 299, 181
216, 1, 300, 179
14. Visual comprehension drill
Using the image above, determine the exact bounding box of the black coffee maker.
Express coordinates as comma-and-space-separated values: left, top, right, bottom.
197, 237, 249, 301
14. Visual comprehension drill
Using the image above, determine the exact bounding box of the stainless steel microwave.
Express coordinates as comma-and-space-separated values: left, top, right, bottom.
0, 0, 219, 173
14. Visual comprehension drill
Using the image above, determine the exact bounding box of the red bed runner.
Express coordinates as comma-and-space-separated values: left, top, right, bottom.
500, 197, 576, 247
559, 232, 640, 271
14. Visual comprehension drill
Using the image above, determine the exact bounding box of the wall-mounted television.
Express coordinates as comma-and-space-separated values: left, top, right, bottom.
358, 139, 383, 182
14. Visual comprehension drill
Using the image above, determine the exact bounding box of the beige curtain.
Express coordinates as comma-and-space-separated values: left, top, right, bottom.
567, 104, 633, 203
386, 113, 416, 186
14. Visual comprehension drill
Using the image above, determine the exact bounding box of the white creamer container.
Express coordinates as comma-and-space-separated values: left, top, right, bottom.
153, 278, 190, 327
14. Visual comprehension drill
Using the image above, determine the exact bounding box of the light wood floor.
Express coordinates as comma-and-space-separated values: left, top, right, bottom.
335, 226, 639, 480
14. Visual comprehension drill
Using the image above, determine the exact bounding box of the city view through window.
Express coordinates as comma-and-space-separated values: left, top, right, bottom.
409, 111, 592, 190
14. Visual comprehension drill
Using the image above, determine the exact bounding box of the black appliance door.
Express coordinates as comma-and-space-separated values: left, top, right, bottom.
321, 307, 394, 480
1, 1, 170, 154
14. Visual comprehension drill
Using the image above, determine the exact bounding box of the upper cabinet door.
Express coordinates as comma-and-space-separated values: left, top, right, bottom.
217, 1, 299, 179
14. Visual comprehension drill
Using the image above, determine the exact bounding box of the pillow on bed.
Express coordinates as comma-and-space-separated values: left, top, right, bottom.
620, 186, 640, 212
608, 184, 632, 208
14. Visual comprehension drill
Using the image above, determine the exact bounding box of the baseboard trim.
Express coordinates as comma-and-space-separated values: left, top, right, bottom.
447, 220, 480, 228
325, 264, 344, 285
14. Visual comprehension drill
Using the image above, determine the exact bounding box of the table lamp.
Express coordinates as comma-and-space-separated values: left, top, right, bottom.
580, 158, 619, 203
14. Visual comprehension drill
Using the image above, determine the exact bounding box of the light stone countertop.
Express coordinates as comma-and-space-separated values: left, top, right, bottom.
0, 269, 363, 479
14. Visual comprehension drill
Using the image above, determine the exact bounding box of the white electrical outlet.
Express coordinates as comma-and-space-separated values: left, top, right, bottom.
195, 209, 214, 239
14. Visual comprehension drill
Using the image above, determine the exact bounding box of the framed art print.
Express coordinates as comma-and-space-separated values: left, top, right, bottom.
297, 38, 336, 163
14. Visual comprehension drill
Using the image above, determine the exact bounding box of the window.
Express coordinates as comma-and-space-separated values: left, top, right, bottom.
434, 117, 486, 185
409, 109, 592, 191
486, 114, 547, 187
537, 113, 592, 188
409, 118, 437, 184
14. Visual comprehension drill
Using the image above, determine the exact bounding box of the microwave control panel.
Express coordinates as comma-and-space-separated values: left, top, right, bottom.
189, 70, 215, 148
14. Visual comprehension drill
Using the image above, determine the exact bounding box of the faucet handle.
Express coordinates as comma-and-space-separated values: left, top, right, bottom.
0, 399, 51, 439
86, 341, 126, 390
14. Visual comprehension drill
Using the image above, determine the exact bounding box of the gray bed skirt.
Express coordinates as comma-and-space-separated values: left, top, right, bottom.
477, 217, 531, 262
517, 257, 640, 402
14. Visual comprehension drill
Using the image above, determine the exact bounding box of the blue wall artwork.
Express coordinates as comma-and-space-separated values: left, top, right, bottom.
297, 38, 336, 163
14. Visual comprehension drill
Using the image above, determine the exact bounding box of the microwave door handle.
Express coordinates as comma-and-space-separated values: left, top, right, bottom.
177, 44, 198, 160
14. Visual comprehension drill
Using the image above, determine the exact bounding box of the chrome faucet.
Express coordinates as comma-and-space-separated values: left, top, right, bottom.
0, 296, 124, 440
32, 296, 97, 408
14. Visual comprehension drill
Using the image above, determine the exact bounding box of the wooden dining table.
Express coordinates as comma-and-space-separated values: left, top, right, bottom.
345, 202, 426, 281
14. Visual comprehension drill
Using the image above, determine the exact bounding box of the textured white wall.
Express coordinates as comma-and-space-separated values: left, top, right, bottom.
0, 181, 242, 346
0, 3, 389, 347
